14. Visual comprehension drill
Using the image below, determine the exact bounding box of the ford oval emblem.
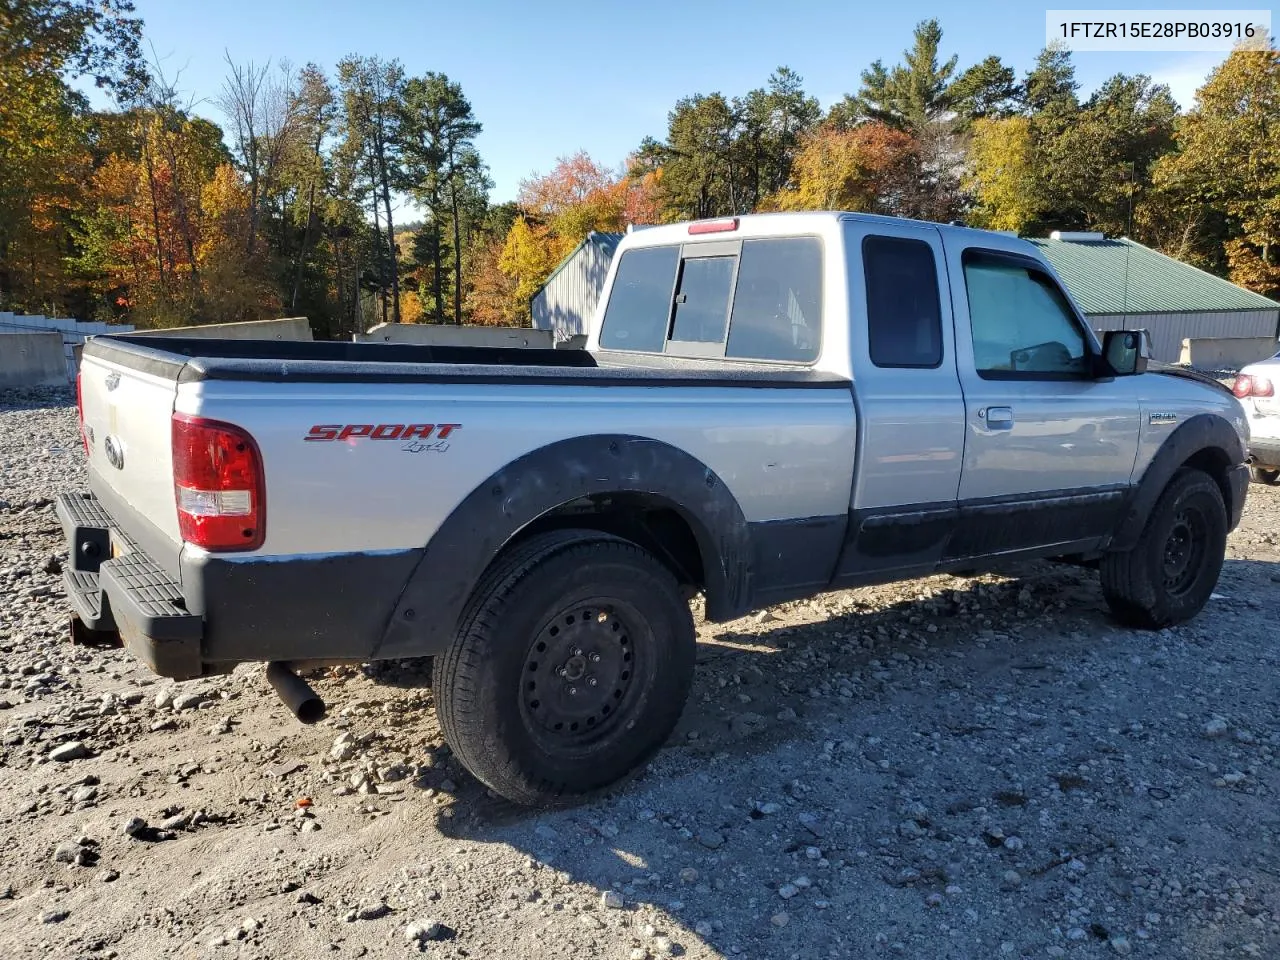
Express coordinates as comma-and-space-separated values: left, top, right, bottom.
103, 435, 125, 471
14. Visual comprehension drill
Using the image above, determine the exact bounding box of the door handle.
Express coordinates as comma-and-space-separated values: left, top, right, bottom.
982, 406, 1014, 429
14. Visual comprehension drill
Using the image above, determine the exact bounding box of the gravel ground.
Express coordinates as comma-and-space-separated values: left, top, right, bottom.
2, 387, 1279, 960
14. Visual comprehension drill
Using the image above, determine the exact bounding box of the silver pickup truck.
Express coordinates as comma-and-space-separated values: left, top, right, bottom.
60, 212, 1249, 805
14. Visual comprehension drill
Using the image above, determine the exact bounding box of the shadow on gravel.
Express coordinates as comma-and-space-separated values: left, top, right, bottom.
378, 555, 1279, 817
371, 555, 1279, 956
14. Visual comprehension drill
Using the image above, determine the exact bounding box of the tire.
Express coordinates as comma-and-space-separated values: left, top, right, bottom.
435, 529, 696, 806
1101, 468, 1227, 629
1250, 465, 1280, 485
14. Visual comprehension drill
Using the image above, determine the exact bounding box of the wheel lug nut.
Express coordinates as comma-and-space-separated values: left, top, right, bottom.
573, 648, 583, 657
558, 668, 567, 678
589, 652, 601, 663
586, 676, 598, 687
568, 686, 577, 696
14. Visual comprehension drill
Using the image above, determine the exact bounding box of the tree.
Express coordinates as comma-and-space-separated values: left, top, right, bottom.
0, 0, 145, 310
1042, 74, 1178, 236
217, 55, 301, 257
74, 103, 279, 327
839, 19, 958, 134
498, 217, 563, 310
965, 116, 1041, 232
1146, 47, 1280, 294
0, 0, 146, 97
950, 56, 1020, 127
765, 123, 923, 216
1022, 44, 1078, 115
655, 93, 740, 218
281, 64, 336, 313
827, 20, 964, 221
398, 72, 483, 323
734, 67, 821, 205
466, 201, 522, 327
337, 55, 404, 323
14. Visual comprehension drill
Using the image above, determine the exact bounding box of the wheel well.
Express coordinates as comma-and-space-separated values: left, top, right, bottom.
1182, 446, 1233, 516
510, 494, 707, 593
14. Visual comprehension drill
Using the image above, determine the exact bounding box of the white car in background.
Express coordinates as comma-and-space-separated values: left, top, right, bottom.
1236, 350, 1280, 484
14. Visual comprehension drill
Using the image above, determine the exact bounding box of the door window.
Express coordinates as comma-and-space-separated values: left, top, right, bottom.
962, 250, 1090, 379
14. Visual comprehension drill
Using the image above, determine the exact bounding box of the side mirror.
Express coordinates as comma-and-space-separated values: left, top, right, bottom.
1102, 329, 1151, 376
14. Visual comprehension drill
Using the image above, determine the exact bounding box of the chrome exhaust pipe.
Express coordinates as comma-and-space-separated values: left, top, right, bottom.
265, 662, 326, 724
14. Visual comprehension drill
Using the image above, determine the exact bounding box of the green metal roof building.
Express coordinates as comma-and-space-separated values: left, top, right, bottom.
1027, 233, 1280, 363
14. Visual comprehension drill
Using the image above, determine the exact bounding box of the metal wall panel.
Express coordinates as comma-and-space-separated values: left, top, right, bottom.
532, 240, 617, 340
1086, 310, 1280, 363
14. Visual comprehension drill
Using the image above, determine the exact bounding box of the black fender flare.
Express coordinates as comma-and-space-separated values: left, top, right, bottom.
1108, 413, 1245, 552
374, 434, 752, 659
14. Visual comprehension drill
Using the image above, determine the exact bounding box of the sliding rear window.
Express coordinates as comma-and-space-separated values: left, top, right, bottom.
598, 246, 679, 353
598, 237, 822, 363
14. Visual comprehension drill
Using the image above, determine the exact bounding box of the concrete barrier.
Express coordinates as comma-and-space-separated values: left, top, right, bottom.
354, 324, 552, 349
1179, 336, 1279, 370
131, 317, 313, 341
0, 332, 67, 388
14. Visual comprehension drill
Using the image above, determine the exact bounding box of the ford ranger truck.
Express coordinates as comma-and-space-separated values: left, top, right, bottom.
60, 212, 1250, 806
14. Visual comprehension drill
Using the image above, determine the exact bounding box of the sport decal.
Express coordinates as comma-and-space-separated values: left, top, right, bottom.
305, 423, 460, 454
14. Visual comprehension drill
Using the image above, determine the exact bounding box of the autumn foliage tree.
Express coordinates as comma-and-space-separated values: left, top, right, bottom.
1144, 47, 1280, 296
496, 152, 659, 319
764, 123, 922, 216
75, 104, 280, 326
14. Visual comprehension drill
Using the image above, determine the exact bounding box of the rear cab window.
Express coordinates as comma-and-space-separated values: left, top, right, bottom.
862, 236, 943, 368
598, 236, 822, 363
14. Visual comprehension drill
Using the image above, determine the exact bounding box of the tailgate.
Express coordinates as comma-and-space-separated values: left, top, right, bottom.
79, 352, 183, 562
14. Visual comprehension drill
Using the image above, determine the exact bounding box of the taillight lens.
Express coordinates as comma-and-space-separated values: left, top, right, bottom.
1235, 374, 1275, 398
75, 372, 88, 455
172, 413, 265, 551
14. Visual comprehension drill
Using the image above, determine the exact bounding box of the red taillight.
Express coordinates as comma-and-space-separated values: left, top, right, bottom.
688, 218, 739, 235
75, 372, 88, 455
172, 413, 265, 551
1234, 374, 1274, 398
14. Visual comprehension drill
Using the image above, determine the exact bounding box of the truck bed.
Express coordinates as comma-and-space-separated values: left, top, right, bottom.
90, 335, 850, 388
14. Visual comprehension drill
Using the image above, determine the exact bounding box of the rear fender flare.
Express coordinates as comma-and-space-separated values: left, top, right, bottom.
1108, 413, 1244, 552
374, 434, 751, 659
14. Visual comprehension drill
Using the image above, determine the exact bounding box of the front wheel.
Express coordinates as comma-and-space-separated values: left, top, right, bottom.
1250, 465, 1280, 485
1100, 468, 1227, 629
435, 529, 696, 806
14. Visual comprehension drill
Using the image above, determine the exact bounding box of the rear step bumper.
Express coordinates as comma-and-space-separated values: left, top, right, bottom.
56, 493, 203, 679
1248, 438, 1280, 470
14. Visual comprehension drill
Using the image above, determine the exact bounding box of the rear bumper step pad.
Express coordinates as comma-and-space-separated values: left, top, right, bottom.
55, 492, 203, 679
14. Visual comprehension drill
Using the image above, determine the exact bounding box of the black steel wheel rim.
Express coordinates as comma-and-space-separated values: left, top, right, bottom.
519, 599, 645, 750
1162, 506, 1207, 596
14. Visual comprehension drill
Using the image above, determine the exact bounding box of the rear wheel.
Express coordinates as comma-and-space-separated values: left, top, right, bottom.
1250, 465, 1280, 485
435, 529, 696, 806
1100, 468, 1227, 629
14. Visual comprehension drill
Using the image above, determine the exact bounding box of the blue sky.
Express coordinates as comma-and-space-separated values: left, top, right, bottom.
104, 0, 1229, 203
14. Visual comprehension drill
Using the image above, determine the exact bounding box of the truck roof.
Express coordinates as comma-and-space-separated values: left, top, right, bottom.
621, 210, 1042, 258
